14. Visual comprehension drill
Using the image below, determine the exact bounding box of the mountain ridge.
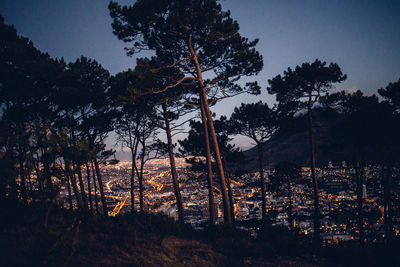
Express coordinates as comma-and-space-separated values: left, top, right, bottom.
242, 108, 353, 169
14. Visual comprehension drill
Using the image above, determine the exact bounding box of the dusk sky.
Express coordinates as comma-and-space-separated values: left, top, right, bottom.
1, 0, 400, 151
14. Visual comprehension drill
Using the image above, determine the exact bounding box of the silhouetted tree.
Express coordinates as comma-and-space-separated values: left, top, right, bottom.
378, 80, 400, 244
0, 15, 64, 205
325, 90, 377, 245
325, 88, 400, 245
109, 0, 263, 224
134, 119, 159, 213
267, 59, 346, 247
111, 70, 146, 213
379, 78, 400, 113
110, 58, 190, 221
270, 161, 301, 230
230, 102, 278, 222
57, 56, 114, 216
179, 116, 245, 223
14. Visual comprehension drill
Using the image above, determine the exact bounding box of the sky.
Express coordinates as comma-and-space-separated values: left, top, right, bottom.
1, 0, 400, 152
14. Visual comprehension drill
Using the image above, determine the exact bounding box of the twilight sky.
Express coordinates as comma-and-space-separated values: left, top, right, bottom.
1, 0, 400, 152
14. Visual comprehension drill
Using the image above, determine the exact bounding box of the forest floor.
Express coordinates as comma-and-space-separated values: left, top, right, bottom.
0, 203, 399, 266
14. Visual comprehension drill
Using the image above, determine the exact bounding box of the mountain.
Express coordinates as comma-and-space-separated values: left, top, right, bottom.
243, 108, 353, 169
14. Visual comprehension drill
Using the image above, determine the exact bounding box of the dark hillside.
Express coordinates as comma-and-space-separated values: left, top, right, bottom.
243, 108, 353, 169
1, 203, 400, 266
0, 203, 316, 266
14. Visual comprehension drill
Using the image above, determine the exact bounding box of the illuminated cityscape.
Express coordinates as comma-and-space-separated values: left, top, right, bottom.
59, 158, 400, 245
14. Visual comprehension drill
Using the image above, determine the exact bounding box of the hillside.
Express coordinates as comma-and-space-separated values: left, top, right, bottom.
243, 108, 353, 169
2, 203, 400, 266
0, 204, 319, 266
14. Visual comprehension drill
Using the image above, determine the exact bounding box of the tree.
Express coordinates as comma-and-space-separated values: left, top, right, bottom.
0, 15, 65, 206
267, 59, 346, 247
109, 0, 263, 224
134, 119, 159, 213
179, 116, 245, 224
326, 89, 399, 245
57, 56, 114, 216
110, 58, 190, 222
325, 90, 377, 245
379, 78, 400, 113
378, 80, 400, 244
229, 101, 278, 222
0, 16, 119, 219
270, 161, 301, 231
111, 70, 146, 213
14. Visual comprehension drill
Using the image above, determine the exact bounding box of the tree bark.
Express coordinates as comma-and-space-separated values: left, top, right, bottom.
307, 106, 320, 248
137, 141, 145, 213
43, 158, 53, 194
222, 153, 235, 223
85, 163, 93, 211
257, 143, 267, 222
383, 164, 393, 245
200, 89, 231, 224
288, 181, 294, 230
200, 98, 216, 225
129, 123, 140, 213
17, 126, 28, 204
18, 155, 27, 205
130, 144, 138, 213
91, 161, 99, 214
76, 163, 88, 212
66, 173, 73, 210
162, 103, 184, 222
93, 158, 108, 217
188, 34, 231, 224
65, 159, 83, 211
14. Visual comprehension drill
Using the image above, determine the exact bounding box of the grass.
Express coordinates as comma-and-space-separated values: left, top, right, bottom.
1, 202, 399, 266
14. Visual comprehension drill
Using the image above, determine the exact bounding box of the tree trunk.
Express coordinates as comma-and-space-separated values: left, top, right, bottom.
76, 163, 88, 212
200, 98, 216, 225
188, 34, 231, 224
18, 155, 27, 205
307, 106, 320, 248
288, 181, 294, 230
91, 161, 99, 214
162, 104, 184, 222
0, 172, 4, 205
355, 157, 364, 246
222, 153, 235, 223
85, 163, 93, 211
137, 142, 145, 213
201, 90, 231, 224
43, 159, 53, 194
11, 175, 19, 202
17, 127, 28, 204
27, 171, 33, 192
383, 164, 393, 245
93, 158, 108, 217
66, 173, 73, 210
130, 144, 138, 213
65, 159, 83, 211
226, 176, 234, 222
257, 143, 267, 222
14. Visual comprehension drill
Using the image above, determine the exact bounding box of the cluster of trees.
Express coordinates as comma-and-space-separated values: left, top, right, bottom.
0, 15, 116, 216
322, 83, 400, 246
1, 0, 264, 228
1, 0, 400, 250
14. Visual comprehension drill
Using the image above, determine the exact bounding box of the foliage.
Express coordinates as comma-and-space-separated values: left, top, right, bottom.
230, 101, 278, 144
269, 161, 302, 193
267, 59, 347, 109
